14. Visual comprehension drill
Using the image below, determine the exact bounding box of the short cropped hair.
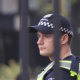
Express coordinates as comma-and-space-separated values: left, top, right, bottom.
61, 32, 72, 45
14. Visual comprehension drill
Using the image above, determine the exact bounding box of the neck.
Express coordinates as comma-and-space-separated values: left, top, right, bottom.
49, 44, 72, 61
60, 46, 72, 60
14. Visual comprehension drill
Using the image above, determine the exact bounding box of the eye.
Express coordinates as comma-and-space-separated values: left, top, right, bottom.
45, 34, 49, 38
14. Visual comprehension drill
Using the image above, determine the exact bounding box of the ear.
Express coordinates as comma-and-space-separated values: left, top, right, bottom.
60, 34, 69, 45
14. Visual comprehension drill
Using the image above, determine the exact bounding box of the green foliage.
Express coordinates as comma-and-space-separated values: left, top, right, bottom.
0, 60, 42, 80
0, 60, 20, 80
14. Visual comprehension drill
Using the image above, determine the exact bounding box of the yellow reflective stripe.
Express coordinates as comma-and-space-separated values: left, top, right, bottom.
70, 63, 80, 80
70, 70, 80, 80
79, 63, 80, 74
77, 74, 80, 80
37, 76, 43, 80
60, 60, 72, 63
70, 70, 77, 76
37, 62, 54, 79
77, 63, 80, 80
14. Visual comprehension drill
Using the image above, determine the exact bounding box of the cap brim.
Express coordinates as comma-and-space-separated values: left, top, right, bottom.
28, 25, 38, 33
28, 25, 54, 34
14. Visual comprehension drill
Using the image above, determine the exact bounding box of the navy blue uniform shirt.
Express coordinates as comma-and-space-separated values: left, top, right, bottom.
43, 55, 77, 80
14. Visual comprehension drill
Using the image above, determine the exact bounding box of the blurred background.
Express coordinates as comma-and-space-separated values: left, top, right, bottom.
0, 0, 80, 80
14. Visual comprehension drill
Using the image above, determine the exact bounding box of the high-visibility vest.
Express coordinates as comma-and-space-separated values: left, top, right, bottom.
37, 60, 80, 80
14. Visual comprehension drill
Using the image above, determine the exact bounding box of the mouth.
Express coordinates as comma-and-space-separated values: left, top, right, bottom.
39, 47, 46, 50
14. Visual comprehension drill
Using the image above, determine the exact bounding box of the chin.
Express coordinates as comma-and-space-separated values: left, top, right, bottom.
40, 52, 50, 56
40, 53, 48, 56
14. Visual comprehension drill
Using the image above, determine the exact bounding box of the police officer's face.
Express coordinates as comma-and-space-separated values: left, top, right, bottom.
37, 32, 54, 56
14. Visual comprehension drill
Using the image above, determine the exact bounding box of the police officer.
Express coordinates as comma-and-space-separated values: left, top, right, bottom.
29, 14, 80, 80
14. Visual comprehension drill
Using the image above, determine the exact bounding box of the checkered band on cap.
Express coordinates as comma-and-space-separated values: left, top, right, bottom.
38, 21, 73, 36
60, 27, 73, 36
38, 21, 54, 29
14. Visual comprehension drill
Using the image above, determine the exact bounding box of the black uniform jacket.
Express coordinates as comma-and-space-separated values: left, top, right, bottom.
43, 55, 77, 80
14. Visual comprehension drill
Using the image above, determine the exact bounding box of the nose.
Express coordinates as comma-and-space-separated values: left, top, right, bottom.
37, 37, 44, 45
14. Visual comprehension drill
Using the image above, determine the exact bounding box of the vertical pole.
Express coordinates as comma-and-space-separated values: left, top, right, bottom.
19, 0, 29, 80
53, 0, 62, 80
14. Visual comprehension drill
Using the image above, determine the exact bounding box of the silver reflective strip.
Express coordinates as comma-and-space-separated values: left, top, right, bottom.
60, 62, 71, 70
